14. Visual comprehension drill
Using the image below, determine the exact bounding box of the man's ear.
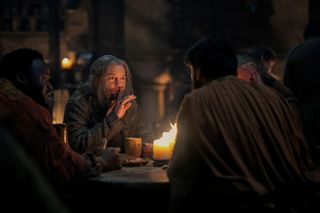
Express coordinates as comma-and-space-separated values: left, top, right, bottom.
15, 72, 29, 85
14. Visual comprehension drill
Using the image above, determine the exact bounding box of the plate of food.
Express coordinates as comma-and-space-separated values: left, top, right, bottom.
121, 157, 149, 167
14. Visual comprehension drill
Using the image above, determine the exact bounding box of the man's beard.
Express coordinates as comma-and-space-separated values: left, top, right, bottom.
15, 83, 49, 109
96, 84, 122, 107
46, 91, 54, 113
98, 91, 118, 108
99, 95, 109, 108
107, 90, 125, 109
26, 88, 49, 109
109, 91, 119, 101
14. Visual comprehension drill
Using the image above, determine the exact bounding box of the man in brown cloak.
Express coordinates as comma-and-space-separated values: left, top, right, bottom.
167, 36, 320, 213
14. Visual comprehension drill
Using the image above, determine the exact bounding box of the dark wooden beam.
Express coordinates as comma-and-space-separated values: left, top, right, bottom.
87, 0, 125, 58
48, 0, 61, 89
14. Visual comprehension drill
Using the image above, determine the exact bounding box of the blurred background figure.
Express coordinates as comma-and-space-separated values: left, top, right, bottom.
283, 22, 320, 164
237, 53, 298, 109
247, 45, 278, 77
236, 54, 263, 84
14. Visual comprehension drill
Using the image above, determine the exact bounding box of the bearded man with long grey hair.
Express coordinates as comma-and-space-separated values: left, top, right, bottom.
64, 55, 154, 157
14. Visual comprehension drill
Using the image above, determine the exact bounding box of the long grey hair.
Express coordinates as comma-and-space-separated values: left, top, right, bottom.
88, 55, 134, 105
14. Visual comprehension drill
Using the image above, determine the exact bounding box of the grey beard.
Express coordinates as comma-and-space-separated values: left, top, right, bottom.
109, 93, 118, 100
100, 97, 110, 108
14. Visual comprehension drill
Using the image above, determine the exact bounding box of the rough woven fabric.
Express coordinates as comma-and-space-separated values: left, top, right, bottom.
0, 79, 92, 185
64, 83, 154, 153
168, 76, 320, 212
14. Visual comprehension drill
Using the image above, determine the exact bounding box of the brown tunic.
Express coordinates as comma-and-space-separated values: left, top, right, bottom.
168, 76, 320, 212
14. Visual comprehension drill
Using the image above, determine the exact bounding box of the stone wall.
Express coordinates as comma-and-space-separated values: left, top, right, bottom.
125, 0, 172, 123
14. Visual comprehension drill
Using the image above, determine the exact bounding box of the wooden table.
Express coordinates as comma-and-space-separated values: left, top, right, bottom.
88, 166, 169, 188
70, 166, 170, 213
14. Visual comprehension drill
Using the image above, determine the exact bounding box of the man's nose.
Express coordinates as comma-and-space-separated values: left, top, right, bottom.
115, 79, 124, 86
114, 79, 120, 86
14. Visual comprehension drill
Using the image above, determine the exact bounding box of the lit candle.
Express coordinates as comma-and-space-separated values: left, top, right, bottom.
61, 57, 72, 69
153, 139, 171, 160
153, 123, 177, 160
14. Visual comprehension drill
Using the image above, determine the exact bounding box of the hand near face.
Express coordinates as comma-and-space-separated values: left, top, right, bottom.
106, 94, 136, 118
114, 95, 136, 118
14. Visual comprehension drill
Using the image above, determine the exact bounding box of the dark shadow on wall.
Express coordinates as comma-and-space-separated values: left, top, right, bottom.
166, 0, 280, 97
168, 0, 278, 51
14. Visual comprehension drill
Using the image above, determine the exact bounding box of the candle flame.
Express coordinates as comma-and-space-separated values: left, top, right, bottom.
154, 123, 177, 144
153, 123, 177, 160
61, 57, 73, 69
